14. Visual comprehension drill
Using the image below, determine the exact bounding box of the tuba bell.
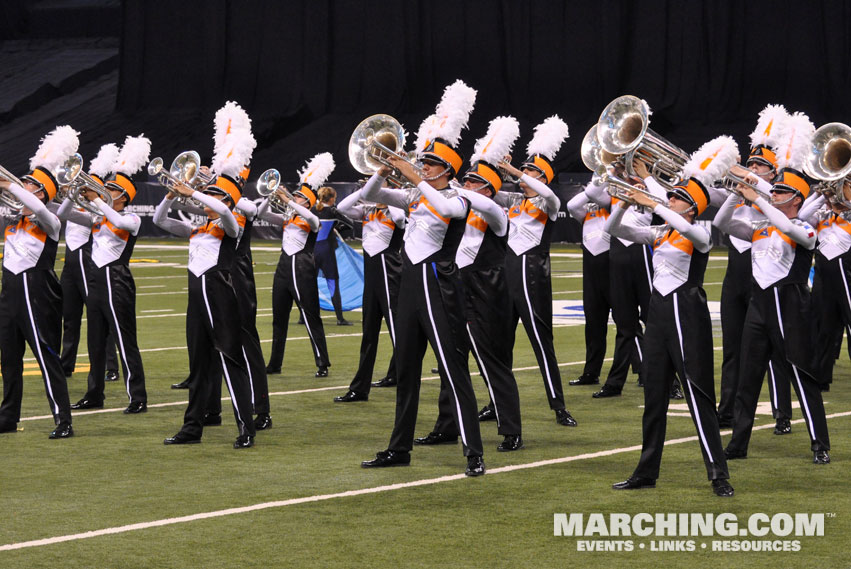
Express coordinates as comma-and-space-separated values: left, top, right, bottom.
348, 114, 417, 186
804, 122, 851, 202
55, 153, 114, 215
596, 95, 690, 190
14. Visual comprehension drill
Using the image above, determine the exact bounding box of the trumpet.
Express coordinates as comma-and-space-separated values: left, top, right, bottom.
256, 168, 294, 214
55, 153, 115, 215
348, 114, 418, 187
721, 164, 772, 201
0, 164, 25, 211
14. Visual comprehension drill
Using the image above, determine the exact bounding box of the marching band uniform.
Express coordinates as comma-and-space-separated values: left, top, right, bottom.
333, 187, 404, 401
716, 167, 831, 464
313, 193, 355, 326
0, 127, 77, 438
261, 155, 333, 378
610, 176, 733, 496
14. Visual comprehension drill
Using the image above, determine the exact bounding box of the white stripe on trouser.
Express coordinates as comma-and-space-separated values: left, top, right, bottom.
381, 256, 396, 346
291, 259, 320, 359
201, 275, 246, 430
673, 292, 714, 464
642, 246, 653, 293
78, 250, 88, 297
23, 275, 59, 416
242, 347, 255, 407
772, 287, 816, 440
466, 323, 500, 425
520, 255, 557, 399
840, 258, 851, 319
422, 264, 468, 447
634, 337, 643, 363
106, 267, 132, 401
768, 361, 780, 412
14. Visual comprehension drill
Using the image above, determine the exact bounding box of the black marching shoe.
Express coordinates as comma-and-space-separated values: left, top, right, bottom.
637, 375, 645, 387
361, 450, 411, 468
315, 366, 329, 378
371, 376, 397, 388
336, 318, 353, 326
203, 412, 222, 426
465, 456, 486, 477
334, 390, 368, 403
813, 450, 831, 464
724, 447, 747, 460
49, 423, 74, 439
233, 434, 255, 449
497, 434, 524, 452
612, 476, 656, 490
711, 479, 735, 497
164, 432, 201, 445
478, 406, 496, 421
123, 401, 147, 414
669, 382, 684, 400
569, 374, 599, 386
105, 370, 119, 382
592, 384, 621, 398
171, 379, 190, 389
430, 367, 439, 374
555, 409, 578, 427
773, 418, 792, 435
71, 398, 103, 410
265, 365, 281, 375
254, 414, 273, 430
414, 432, 459, 445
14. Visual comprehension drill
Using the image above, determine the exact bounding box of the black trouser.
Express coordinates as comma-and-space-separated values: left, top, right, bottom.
632, 287, 729, 481
179, 270, 255, 438
717, 248, 751, 422
59, 245, 117, 375
505, 250, 565, 411
268, 251, 330, 370
813, 251, 851, 389
0, 268, 72, 427
83, 264, 146, 405
388, 261, 483, 457
728, 284, 830, 454
348, 251, 400, 394
604, 239, 652, 389
207, 258, 270, 416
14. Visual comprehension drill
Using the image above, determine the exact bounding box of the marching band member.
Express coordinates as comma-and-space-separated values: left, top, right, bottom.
61, 136, 150, 414
261, 153, 333, 378
313, 186, 355, 326
495, 116, 578, 426
610, 142, 736, 497
0, 126, 77, 438
716, 113, 831, 464
361, 80, 486, 476
59, 143, 119, 381
715, 105, 792, 431
154, 130, 257, 448
333, 184, 405, 401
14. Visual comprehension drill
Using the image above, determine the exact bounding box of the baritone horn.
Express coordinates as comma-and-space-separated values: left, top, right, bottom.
55, 153, 114, 215
256, 168, 294, 214
147, 151, 206, 207
804, 122, 851, 202
348, 114, 417, 186
0, 164, 25, 211
596, 95, 690, 189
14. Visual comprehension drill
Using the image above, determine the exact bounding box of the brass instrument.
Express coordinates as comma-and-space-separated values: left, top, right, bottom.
804, 122, 851, 203
0, 164, 25, 211
55, 153, 114, 215
256, 168, 294, 214
348, 114, 418, 186
596, 95, 690, 190
582, 125, 664, 206
721, 164, 772, 201
595, 166, 667, 206
147, 151, 205, 207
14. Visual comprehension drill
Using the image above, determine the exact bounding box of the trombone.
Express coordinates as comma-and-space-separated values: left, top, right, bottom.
0, 164, 25, 211
55, 153, 114, 215
256, 168, 294, 215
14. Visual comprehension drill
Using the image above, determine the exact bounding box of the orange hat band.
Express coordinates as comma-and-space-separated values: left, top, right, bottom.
28, 167, 58, 201
238, 166, 251, 186
210, 175, 242, 206
747, 145, 778, 170
671, 178, 710, 215
522, 155, 555, 184
774, 169, 810, 199
466, 162, 502, 192
296, 184, 316, 208
106, 173, 137, 203
423, 141, 463, 176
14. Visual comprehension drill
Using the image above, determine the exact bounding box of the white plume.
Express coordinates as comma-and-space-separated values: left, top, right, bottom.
775, 112, 815, 171
112, 135, 151, 176
749, 104, 788, 149
29, 125, 80, 173
299, 152, 335, 188
418, 79, 477, 150
88, 143, 120, 178
211, 130, 257, 179
526, 115, 569, 160
470, 116, 520, 166
214, 101, 253, 153
682, 135, 740, 186
414, 114, 440, 154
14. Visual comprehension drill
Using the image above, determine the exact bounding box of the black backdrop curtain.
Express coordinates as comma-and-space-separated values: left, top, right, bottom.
116, 0, 851, 181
